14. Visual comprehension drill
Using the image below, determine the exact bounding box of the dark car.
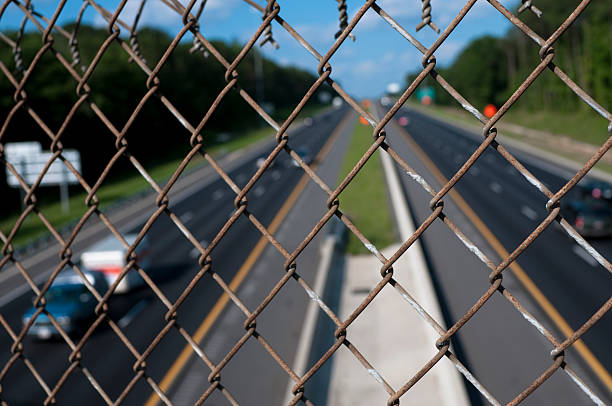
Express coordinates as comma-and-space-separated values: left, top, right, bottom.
581, 180, 612, 201
22, 269, 108, 339
561, 191, 612, 238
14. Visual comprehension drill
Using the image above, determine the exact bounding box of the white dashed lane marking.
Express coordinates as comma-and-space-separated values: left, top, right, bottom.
489, 182, 503, 194
520, 205, 538, 221
179, 211, 193, 223
572, 245, 598, 267
212, 190, 223, 200
254, 186, 265, 197
118, 299, 149, 328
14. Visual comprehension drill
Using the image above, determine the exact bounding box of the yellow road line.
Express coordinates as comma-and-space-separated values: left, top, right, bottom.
145, 111, 353, 406
394, 122, 612, 395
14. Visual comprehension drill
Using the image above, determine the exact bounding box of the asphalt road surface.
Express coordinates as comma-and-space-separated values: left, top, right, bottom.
381, 104, 611, 405
2, 101, 609, 406
0, 105, 352, 405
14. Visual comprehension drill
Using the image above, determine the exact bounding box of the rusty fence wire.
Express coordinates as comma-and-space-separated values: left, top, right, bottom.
0, 0, 610, 405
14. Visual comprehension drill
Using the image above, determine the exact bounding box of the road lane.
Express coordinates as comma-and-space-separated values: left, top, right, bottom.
162, 112, 356, 405
382, 104, 611, 404
0, 106, 351, 405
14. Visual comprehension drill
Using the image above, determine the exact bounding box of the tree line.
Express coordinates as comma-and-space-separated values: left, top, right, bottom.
406, 0, 611, 113
0, 25, 325, 214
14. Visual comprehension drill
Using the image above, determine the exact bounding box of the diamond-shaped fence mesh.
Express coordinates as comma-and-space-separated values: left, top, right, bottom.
0, 0, 610, 405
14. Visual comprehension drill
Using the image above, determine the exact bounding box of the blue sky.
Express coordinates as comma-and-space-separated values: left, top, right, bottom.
1, 0, 519, 97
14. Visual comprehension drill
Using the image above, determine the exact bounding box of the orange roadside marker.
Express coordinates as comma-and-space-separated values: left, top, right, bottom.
484, 104, 497, 118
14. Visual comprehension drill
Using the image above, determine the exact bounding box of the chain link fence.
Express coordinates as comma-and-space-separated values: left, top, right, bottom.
0, 0, 610, 405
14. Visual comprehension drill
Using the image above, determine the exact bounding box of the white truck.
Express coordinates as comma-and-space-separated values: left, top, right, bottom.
80, 234, 150, 293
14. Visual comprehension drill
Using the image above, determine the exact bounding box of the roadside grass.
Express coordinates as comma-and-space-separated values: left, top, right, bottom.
337, 116, 395, 255
407, 100, 609, 146
0, 125, 276, 250
1, 103, 332, 250
0, 102, 332, 250
406, 100, 612, 173
502, 108, 609, 146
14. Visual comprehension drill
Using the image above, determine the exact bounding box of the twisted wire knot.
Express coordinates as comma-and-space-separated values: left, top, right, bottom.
518, 0, 543, 18
129, 33, 146, 64
416, 0, 440, 33
334, 0, 355, 41
259, 0, 279, 49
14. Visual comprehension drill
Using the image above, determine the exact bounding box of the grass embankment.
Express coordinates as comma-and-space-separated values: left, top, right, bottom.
1, 104, 332, 250
408, 101, 609, 146
0, 126, 275, 249
407, 100, 612, 174
502, 109, 609, 146
337, 117, 395, 254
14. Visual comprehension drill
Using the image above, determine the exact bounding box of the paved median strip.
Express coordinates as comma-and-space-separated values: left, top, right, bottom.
322, 114, 470, 405
378, 143, 470, 405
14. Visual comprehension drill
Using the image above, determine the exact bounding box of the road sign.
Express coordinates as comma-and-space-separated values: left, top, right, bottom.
5, 147, 81, 187
4, 142, 82, 213
416, 86, 436, 104
4, 142, 42, 162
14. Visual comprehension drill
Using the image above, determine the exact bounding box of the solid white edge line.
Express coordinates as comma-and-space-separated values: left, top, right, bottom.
520, 205, 538, 221
572, 245, 598, 267
282, 235, 337, 405
489, 182, 503, 194
380, 149, 471, 406
179, 211, 193, 224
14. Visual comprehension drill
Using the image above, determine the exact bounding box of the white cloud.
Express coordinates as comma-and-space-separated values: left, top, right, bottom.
290, 21, 338, 48
353, 59, 378, 76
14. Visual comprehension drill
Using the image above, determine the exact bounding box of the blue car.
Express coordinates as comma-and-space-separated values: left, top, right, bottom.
22, 269, 108, 340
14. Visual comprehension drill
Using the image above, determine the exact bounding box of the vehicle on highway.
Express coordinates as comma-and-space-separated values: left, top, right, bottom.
380, 95, 393, 106
80, 234, 150, 293
581, 180, 612, 201
289, 147, 312, 167
22, 269, 108, 339
560, 186, 612, 238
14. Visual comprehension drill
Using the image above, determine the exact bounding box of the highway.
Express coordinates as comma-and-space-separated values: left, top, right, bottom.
381, 104, 612, 405
0, 105, 354, 405
1, 100, 609, 406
